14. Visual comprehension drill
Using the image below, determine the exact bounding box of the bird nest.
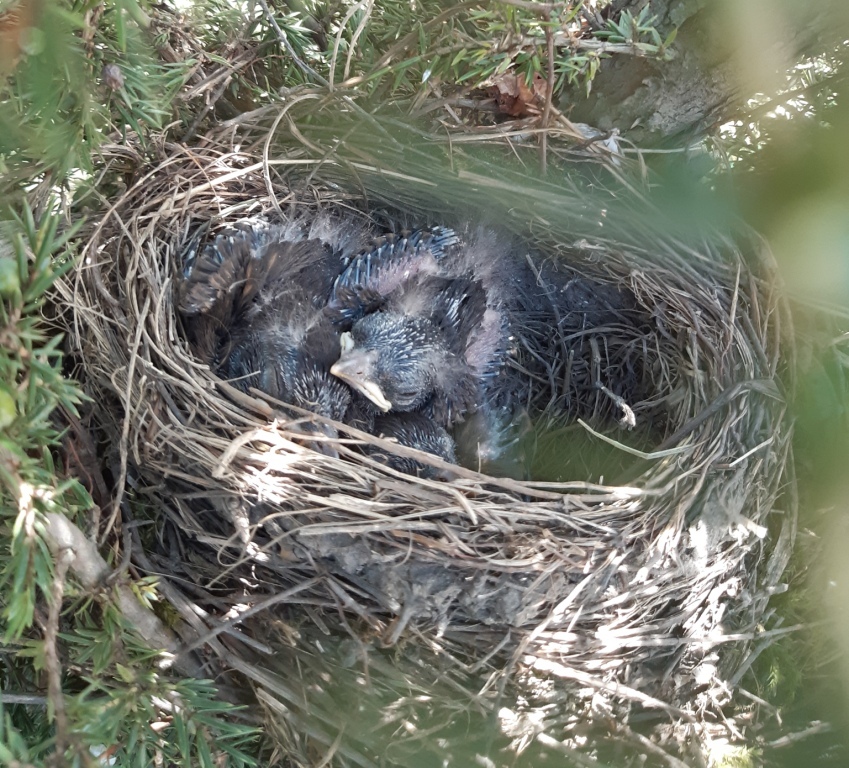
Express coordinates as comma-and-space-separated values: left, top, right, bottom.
58, 116, 795, 763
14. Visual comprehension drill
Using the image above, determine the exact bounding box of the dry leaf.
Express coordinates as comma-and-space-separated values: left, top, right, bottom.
488, 72, 550, 118
0, 0, 42, 73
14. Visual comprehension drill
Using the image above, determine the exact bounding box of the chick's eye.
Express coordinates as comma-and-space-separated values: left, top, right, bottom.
393, 388, 419, 402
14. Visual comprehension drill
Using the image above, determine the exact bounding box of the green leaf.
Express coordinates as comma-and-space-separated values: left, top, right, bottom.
115, 663, 136, 684
664, 27, 678, 48
175, 711, 191, 761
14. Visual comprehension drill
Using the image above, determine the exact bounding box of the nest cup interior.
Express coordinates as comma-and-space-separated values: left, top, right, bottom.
59, 138, 794, 732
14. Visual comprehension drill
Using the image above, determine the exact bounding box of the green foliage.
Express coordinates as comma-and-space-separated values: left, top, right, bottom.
0, 200, 259, 765
338, 2, 670, 97
595, 5, 675, 54
0, 205, 84, 640
62, 619, 258, 768
713, 47, 846, 170
184, 1, 672, 107
0, 609, 259, 766
0, 2, 276, 764
0, 0, 189, 198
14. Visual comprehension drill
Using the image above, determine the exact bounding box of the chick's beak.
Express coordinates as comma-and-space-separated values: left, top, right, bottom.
330, 338, 392, 412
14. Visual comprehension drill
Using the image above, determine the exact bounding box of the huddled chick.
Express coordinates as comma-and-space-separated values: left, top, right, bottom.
327, 226, 527, 475
179, 217, 645, 481
179, 218, 492, 474
368, 413, 457, 480
179, 218, 364, 454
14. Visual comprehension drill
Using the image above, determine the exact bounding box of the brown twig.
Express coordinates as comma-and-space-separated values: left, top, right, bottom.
43, 545, 74, 762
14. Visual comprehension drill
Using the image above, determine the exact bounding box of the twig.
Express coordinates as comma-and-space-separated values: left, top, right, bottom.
0, 693, 48, 706
654, 379, 782, 452
766, 721, 832, 749
595, 381, 637, 428
175, 578, 322, 657
181, 72, 233, 144
44, 512, 205, 678
44, 546, 74, 760
578, 419, 691, 460
496, 0, 566, 13
539, 20, 556, 174
100, 294, 150, 546
257, 0, 328, 86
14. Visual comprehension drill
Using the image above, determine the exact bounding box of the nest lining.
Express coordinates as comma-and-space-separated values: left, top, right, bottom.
57, 131, 794, 756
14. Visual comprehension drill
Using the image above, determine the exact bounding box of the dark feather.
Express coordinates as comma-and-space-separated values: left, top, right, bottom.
178, 220, 356, 449
326, 226, 460, 324
179, 222, 333, 319
369, 413, 457, 479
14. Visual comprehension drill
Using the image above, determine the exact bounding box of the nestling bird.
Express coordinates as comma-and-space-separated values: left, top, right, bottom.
327, 225, 537, 477
178, 217, 368, 449
179, 218, 560, 478
325, 226, 460, 325
328, 228, 514, 429
330, 273, 504, 427
368, 413, 457, 479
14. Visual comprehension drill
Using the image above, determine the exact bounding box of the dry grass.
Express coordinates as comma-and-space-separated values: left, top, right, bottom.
55, 97, 795, 765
